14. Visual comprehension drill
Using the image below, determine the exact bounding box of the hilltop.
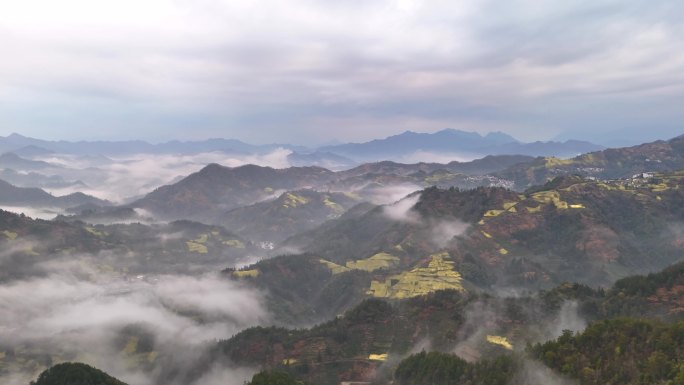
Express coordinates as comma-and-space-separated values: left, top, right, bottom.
220, 189, 362, 242
497, 134, 684, 189
30, 363, 128, 385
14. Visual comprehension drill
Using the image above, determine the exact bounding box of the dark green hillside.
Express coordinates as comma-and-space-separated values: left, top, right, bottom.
394, 351, 518, 385
214, 293, 471, 385
0, 209, 255, 281
248, 370, 304, 385
543, 260, 684, 322
531, 319, 684, 385
227, 253, 373, 323
30, 362, 128, 385
211, 290, 570, 385
212, 263, 684, 385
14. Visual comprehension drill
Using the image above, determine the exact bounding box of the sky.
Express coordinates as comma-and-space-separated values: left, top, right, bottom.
0, 0, 683, 146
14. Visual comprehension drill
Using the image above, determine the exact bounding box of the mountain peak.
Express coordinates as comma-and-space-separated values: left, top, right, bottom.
484, 131, 518, 144
0, 152, 22, 160
198, 162, 230, 174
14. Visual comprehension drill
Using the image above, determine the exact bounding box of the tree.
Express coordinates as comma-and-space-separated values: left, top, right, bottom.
247, 370, 302, 385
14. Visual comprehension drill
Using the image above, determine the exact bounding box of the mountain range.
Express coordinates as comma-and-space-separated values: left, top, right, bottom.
118, 134, 684, 242
0, 129, 603, 164
226, 171, 684, 325
320, 129, 603, 161
3, 132, 684, 385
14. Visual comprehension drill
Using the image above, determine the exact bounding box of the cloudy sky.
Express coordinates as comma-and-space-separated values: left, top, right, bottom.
0, 0, 682, 146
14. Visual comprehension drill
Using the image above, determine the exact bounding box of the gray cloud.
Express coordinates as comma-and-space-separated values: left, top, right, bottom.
0, 1, 683, 144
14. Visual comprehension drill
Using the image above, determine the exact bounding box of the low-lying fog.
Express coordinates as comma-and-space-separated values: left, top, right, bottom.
37, 149, 294, 203
0, 253, 269, 385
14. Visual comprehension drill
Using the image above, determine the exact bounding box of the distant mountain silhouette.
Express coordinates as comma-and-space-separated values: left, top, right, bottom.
319, 129, 603, 161
0, 179, 108, 208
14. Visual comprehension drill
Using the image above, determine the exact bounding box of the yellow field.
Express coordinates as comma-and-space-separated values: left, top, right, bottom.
530, 190, 584, 210
222, 239, 246, 248
283, 193, 310, 208
367, 253, 465, 299
233, 269, 260, 278
345, 252, 399, 272
525, 205, 542, 213
323, 196, 345, 213
194, 233, 209, 243
544, 157, 574, 168
84, 226, 107, 237
186, 241, 208, 253
486, 335, 513, 350
503, 202, 518, 210
368, 353, 388, 361
1, 230, 18, 240
319, 259, 351, 274
122, 337, 138, 355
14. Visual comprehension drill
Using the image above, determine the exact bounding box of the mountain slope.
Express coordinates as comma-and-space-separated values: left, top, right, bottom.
239, 172, 684, 324
132, 164, 335, 221
498, 134, 684, 189
214, 261, 684, 385
0, 152, 57, 171
531, 319, 684, 385
220, 190, 362, 242
0, 179, 108, 208
131, 154, 533, 224
0, 209, 256, 281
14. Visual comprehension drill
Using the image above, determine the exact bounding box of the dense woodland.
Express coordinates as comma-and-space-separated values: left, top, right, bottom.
531, 319, 684, 385
30, 363, 128, 385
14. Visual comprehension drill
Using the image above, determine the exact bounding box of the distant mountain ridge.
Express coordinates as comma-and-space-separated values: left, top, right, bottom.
0, 130, 603, 162
0, 133, 306, 156
0, 179, 108, 209
497, 133, 684, 188
320, 129, 604, 161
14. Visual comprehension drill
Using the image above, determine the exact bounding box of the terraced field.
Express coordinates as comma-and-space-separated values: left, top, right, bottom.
320, 252, 400, 274
368, 253, 464, 299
